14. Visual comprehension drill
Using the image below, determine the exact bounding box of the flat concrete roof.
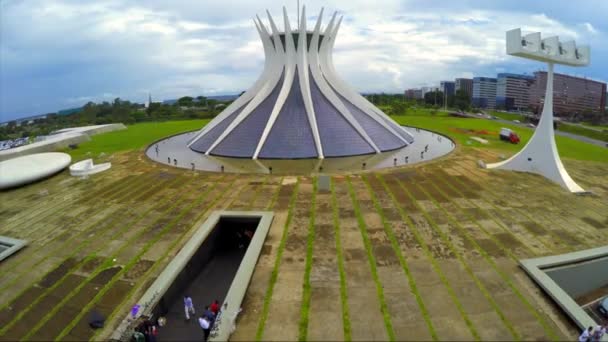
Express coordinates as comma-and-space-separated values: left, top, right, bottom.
0, 236, 27, 262
520, 245, 608, 330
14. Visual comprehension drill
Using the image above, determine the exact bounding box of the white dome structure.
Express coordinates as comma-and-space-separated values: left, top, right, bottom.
0, 152, 71, 189
188, 7, 414, 159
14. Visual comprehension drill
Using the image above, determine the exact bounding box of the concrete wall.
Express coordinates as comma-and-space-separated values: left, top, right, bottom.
545, 256, 608, 298
109, 211, 273, 341
0, 134, 89, 161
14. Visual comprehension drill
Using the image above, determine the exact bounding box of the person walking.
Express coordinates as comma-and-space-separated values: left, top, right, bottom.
591, 325, 606, 342
184, 295, 195, 320
203, 305, 216, 323
579, 326, 594, 342
198, 315, 211, 341
210, 300, 220, 315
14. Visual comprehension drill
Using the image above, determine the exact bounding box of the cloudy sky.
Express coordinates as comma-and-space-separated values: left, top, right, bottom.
1, 0, 606, 121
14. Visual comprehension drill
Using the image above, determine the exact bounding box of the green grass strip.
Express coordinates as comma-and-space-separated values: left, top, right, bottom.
408, 181, 521, 341
52, 177, 231, 341
265, 177, 283, 210
330, 179, 352, 341
298, 177, 317, 341
255, 178, 300, 341
423, 175, 560, 341
361, 175, 438, 341
0, 172, 164, 279
0, 173, 187, 313
375, 174, 481, 341
345, 176, 395, 341
247, 175, 269, 210
15, 175, 208, 340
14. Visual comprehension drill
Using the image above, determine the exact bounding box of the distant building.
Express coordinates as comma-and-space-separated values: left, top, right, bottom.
472, 77, 497, 109
420, 86, 439, 97
496, 73, 534, 111
404, 88, 423, 100
529, 71, 607, 116
440, 81, 455, 97
455, 78, 473, 98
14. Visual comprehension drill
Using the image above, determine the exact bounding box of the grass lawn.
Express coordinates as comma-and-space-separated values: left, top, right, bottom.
486, 110, 526, 122
558, 122, 608, 142
62, 116, 606, 164
392, 115, 608, 163
63, 119, 209, 161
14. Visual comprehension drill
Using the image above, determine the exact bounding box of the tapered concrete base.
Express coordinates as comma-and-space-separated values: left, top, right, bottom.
486, 63, 585, 194
486, 142, 585, 193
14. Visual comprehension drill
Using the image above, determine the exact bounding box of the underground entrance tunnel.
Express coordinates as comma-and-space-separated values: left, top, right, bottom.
151, 216, 261, 341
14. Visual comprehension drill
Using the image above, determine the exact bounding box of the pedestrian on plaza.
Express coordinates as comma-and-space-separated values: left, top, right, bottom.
198, 315, 211, 341
591, 325, 607, 342
184, 295, 195, 320
203, 305, 216, 323
579, 326, 594, 342
210, 300, 220, 315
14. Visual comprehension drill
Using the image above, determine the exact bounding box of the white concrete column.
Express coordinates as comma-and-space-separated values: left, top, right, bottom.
486, 62, 585, 193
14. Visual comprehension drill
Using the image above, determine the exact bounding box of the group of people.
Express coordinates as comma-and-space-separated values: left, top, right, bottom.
184, 295, 220, 341
579, 324, 607, 342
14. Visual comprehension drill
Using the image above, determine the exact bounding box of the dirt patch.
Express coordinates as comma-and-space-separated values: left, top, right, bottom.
80, 256, 106, 274
124, 259, 155, 280
0, 286, 45, 327
373, 244, 399, 266
495, 233, 522, 249
521, 221, 547, 235
261, 244, 273, 256
38, 257, 79, 288
90, 266, 122, 286
97, 280, 134, 316
345, 248, 366, 261
582, 217, 606, 229
475, 238, 505, 257
449, 127, 497, 136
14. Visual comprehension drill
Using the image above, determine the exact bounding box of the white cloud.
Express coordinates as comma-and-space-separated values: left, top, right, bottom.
583, 22, 598, 34
0, 0, 605, 117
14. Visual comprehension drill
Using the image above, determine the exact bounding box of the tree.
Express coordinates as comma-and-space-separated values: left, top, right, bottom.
178, 96, 194, 107
424, 91, 444, 106
453, 89, 471, 111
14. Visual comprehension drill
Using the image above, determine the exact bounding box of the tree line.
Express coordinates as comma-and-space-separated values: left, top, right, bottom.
0, 96, 228, 141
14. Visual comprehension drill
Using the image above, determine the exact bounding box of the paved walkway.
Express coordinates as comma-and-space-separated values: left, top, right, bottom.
156, 247, 246, 341
145, 127, 454, 174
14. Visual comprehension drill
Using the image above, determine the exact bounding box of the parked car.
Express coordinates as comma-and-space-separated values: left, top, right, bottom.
499, 128, 520, 144
599, 296, 608, 317
513, 119, 520, 123
526, 123, 536, 128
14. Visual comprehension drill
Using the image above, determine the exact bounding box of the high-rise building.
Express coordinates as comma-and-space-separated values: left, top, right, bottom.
404, 89, 423, 100
440, 81, 455, 97
496, 73, 534, 111
472, 77, 497, 109
529, 71, 607, 116
455, 78, 473, 98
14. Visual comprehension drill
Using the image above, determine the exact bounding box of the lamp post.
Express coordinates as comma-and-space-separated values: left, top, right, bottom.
485, 28, 590, 193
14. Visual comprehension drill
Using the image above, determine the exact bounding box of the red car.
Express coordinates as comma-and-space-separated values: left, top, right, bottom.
499, 128, 520, 144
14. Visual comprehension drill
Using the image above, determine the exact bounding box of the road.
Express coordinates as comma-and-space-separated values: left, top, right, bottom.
456, 111, 607, 148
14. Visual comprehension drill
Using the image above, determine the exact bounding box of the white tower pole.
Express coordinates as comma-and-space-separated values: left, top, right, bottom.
486, 28, 588, 193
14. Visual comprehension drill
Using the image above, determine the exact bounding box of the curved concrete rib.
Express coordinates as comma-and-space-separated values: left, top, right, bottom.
297, 6, 324, 158
188, 18, 274, 148
320, 16, 410, 145
206, 11, 286, 155
308, 11, 380, 153
253, 7, 298, 159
